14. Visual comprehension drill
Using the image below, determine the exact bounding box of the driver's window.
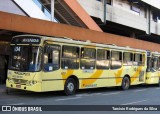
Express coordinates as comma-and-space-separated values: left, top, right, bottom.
44, 44, 60, 71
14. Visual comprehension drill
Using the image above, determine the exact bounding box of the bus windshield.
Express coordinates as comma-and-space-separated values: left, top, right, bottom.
9, 46, 42, 72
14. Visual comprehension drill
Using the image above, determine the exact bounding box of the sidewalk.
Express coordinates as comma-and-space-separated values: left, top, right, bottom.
0, 84, 6, 93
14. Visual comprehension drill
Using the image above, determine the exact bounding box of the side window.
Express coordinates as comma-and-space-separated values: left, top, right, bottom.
142, 54, 146, 65
133, 54, 143, 66
152, 57, 158, 70
44, 45, 60, 71
80, 48, 96, 69
96, 49, 110, 69
123, 52, 133, 66
158, 57, 160, 71
61, 46, 79, 69
111, 51, 122, 69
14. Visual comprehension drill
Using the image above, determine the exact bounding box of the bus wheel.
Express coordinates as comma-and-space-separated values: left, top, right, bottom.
64, 78, 76, 96
121, 77, 130, 90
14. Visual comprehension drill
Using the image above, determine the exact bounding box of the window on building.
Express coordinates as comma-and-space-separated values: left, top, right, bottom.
96, 49, 110, 69
61, 46, 79, 69
131, 5, 140, 13
111, 51, 122, 69
44, 45, 60, 71
152, 12, 159, 22
123, 52, 133, 66
106, 0, 111, 5
97, 0, 111, 5
81, 48, 96, 69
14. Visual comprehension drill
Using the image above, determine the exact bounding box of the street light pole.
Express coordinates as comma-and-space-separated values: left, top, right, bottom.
51, 0, 55, 22
103, 0, 106, 24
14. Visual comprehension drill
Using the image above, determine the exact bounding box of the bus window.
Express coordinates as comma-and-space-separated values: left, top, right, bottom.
123, 52, 133, 66
80, 48, 96, 69
44, 45, 60, 71
142, 54, 146, 65
133, 54, 143, 66
96, 49, 110, 69
61, 46, 79, 69
152, 57, 158, 70
111, 51, 122, 69
147, 57, 152, 72
158, 57, 160, 71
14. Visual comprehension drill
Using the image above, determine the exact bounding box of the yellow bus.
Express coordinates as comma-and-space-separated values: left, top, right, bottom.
145, 51, 160, 86
6, 35, 147, 95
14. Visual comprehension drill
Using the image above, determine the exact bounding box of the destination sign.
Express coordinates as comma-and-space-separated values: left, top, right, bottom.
11, 37, 41, 44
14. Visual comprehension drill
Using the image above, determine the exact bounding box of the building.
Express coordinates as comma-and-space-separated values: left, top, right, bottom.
77, 0, 160, 43
0, 0, 160, 84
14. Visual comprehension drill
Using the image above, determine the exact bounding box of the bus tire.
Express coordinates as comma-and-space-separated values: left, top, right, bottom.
121, 77, 130, 90
64, 78, 76, 96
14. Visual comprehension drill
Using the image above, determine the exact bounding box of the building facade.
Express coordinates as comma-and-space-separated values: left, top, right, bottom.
0, 0, 160, 84
78, 0, 160, 43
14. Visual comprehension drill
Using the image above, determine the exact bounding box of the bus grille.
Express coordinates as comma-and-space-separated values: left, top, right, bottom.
13, 79, 28, 85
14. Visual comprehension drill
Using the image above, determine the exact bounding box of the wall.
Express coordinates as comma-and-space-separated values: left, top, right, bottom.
77, 0, 104, 21
78, 0, 160, 35
0, 11, 160, 52
141, 0, 160, 9
0, 0, 26, 16
13, 0, 50, 21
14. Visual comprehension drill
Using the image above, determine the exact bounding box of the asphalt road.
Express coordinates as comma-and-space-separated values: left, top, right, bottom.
0, 85, 160, 114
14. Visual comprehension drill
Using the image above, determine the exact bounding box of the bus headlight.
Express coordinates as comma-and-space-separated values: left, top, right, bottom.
27, 80, 37, 86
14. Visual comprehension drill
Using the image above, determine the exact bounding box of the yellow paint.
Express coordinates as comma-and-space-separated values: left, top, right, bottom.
131, 66, 143, 83
145, 72, 159, 84
81, 70, 103, 88
114, 68, 123, 85
84, 45, 96, 48
7, 35, 149, 92
61, 70, 74, 84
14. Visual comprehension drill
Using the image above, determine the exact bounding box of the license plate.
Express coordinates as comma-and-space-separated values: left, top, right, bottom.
16, 85, 21, 88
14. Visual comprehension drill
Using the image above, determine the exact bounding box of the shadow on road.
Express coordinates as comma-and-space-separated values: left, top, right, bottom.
5, 84, 159, 98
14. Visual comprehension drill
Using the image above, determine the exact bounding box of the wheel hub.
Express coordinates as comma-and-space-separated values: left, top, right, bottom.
67, 82, 74, 92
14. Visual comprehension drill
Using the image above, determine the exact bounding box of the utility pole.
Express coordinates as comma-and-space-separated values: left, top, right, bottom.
51, 0, 55, 22
147, 6, 151, 35
103, 0, 106, 24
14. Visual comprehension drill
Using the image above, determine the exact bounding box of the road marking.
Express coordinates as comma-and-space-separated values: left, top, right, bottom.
76, 93, 90, 97
89, 93, 102, 96
7, 103, 24, 105
55, 97, 81, 101
76, 93, 102, 97
76, 92, 120, 97
155, 88, 160, 90
101, 92, 120, 96
121, 99, 148, 105
134, 89, 147, 92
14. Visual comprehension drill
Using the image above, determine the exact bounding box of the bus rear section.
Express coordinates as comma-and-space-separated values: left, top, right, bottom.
145, 52, 160, 86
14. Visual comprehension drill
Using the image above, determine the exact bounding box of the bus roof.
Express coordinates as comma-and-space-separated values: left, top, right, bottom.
13, 34, 147, 53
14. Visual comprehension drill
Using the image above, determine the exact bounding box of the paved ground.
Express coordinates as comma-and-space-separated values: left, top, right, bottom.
0, 84, 160, 114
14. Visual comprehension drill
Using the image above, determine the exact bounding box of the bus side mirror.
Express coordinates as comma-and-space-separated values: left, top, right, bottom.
44, 54, 48, 64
